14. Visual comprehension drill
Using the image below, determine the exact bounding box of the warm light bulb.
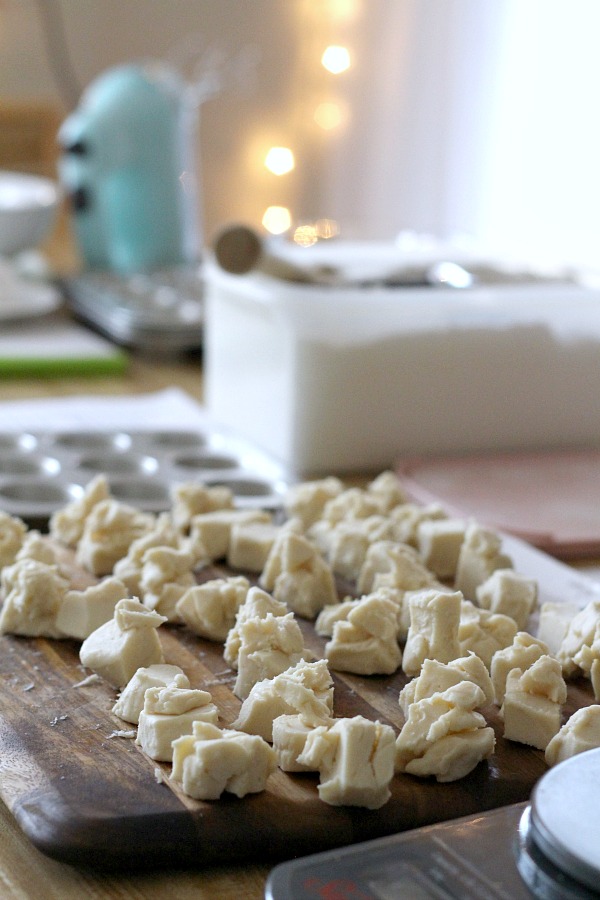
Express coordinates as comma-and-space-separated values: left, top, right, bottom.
262, 206, 292, 234
321, 45, 351, 74
315, 218, 339, 239
293, 224, 319, 247
264, 146, 295, 176
314, 101, 344, 130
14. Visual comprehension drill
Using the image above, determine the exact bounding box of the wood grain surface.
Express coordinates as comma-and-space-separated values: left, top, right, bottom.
0, 561, 594, 873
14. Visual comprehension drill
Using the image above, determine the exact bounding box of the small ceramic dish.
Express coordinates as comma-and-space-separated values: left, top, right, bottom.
0, 170, 60, 256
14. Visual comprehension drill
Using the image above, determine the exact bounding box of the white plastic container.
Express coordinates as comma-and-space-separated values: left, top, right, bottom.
204, 259, 600, 477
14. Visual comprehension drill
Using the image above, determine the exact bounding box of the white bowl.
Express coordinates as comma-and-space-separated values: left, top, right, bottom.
0, 170, 60, 256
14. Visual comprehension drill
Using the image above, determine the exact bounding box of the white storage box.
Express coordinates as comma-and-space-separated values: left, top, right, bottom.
204, 259, 600, 477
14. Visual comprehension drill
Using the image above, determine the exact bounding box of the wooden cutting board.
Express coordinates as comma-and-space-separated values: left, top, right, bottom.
0, 563, 594, 872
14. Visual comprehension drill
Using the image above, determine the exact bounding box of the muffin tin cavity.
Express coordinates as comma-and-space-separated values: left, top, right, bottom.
0, 429, 288, 526
0, 434, 37, 453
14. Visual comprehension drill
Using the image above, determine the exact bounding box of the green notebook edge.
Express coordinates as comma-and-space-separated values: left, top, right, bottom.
0, 352, 128, 378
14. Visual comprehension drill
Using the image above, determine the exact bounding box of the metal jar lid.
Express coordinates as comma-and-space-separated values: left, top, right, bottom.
527, 746, 600, 893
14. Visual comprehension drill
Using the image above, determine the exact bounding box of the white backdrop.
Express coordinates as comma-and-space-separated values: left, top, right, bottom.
1, 0, 599, 265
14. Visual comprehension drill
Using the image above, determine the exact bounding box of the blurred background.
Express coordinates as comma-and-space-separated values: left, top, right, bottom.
1, 0, 600, 265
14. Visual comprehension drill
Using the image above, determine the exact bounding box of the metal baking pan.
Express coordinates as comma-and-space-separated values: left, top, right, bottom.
60, 265, 203, 353
0, 428, 288, 527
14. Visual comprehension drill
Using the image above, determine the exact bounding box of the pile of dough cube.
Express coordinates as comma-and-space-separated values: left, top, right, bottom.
0, 469, 599, 807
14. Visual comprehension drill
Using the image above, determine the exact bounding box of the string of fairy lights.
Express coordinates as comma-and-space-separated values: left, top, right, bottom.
260, 0, 358, 246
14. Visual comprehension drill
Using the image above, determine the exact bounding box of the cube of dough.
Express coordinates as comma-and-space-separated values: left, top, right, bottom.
315, 600, 358, 637
140, 546, 196, 621
502, 687, 561, 750
176, 576, 250, 642
320, 487, 383, 526
357, 540, 438, 596
136, 678, 219, 761
438, 653, 494, 703
323, 522, 369, 583
405, 728, 495, 782
545, 706, 600, 766
283, 476, 344, 528
170, 482, 234, 531
273, 714, 329, 772
0, 511, 27, 567
518, 655, 567, 704
272, 658, 334, 724
56, 576, 129, 640
113, 514, 183, 595
260, 532, 337, 619
572, 632, 600, 695
171, 721, 277, 800
0, 559, 69, 638
326, 516, 396, 582
416, 518, 466, 580
227, 520, 281, 572
223, 586, 288, 669
234, 612, 307, 700
233, 659, 333, 741
15, 530, 59, 566
273, 564, 338, 620
490, 632, 550, 706
402, 589, 462, 677
76, 499, 155, 576
325, 593, 402, 676
121, 513, 180, 565
556, 599, 600, 676
298, 715, 396, 809
366, 471, 408, 513
454, 522, 512, 601
187, 510, 270, 562
231, 678, 288, 741
476, 569, 538, 631
458, 601, 518, 669
348, 590, 402, 642
399, 653, 493, 716
79, 598, 167, 687
306, 519, 335, 558
537, 601, 580, 656
49, 474, 110, 548
396, 681, 488, 773
501, 665, 563, 750
112, 663, 186, 724
316, 587, 406, 642
325, 630, 401, 676
389, 503, 448, 548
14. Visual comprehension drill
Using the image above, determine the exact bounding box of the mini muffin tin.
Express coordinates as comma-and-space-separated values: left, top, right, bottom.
0, 429, 289, 527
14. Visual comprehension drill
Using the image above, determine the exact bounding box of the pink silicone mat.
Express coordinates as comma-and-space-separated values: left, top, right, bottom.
396, 448, 600, 559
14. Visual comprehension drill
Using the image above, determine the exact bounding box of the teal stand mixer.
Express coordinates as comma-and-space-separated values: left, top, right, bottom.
58, 62, 201, 275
